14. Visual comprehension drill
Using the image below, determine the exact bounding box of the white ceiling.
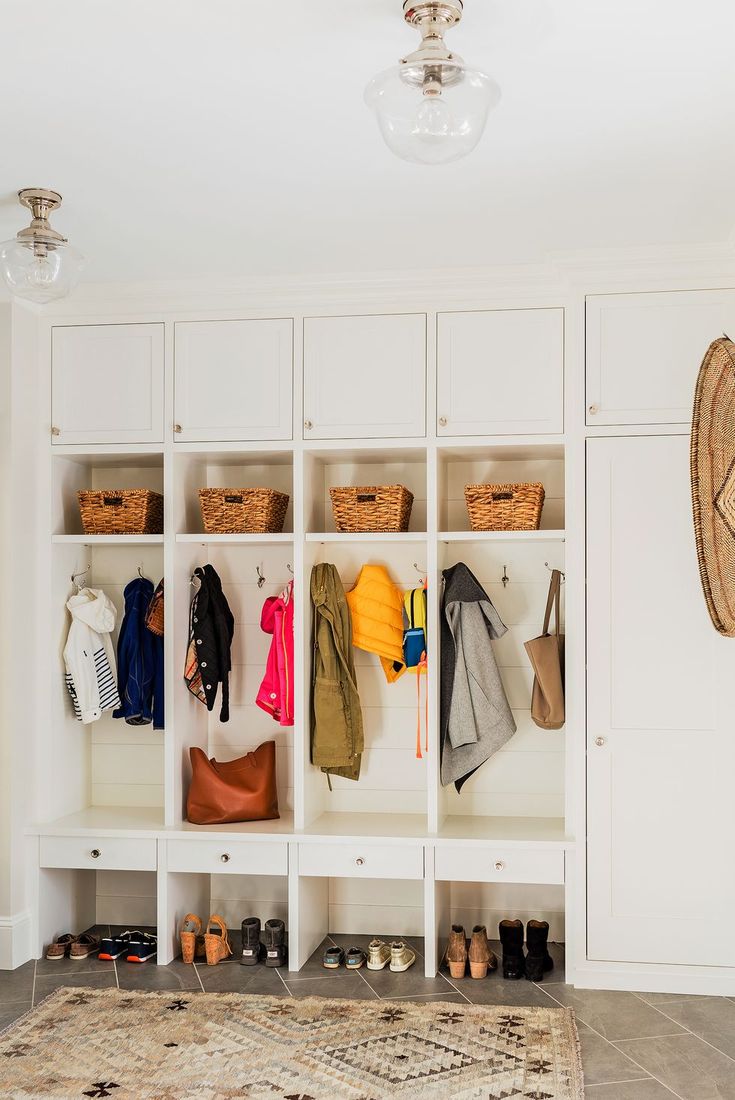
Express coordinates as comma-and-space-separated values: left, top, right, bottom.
2, 0, 735, 284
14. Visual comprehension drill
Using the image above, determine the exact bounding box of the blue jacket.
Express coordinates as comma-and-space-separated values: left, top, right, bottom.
113, 577, 164, 729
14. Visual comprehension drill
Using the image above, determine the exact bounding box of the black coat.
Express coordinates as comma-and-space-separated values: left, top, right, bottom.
188, 565, 234, 723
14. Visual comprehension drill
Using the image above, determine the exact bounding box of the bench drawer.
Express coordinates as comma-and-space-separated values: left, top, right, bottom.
40, 835, 157, 872
435, 846, 564, 885
298, 842, 424, 880
166, 839, 288, 876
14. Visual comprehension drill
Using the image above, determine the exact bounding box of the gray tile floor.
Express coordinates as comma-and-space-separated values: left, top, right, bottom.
3, 927, 735, 1098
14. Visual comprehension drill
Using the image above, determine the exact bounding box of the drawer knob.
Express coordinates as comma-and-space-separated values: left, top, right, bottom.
174, 423, 183, 434
304, 419, 313, 431
438, 416, 448, 427
594, 736, 606, 747
588, 404, 599, 416
51, 425, 61, 437
494, 860, 505, 872
90, 848, 101, 860
355, 857, 365, 867
220, 853, 231, 863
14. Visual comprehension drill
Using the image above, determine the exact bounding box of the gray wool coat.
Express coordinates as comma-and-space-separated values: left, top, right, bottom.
440, 562, 517, 791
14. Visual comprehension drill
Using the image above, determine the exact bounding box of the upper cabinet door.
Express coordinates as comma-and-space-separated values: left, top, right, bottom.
174, 319, 293, 442
52, 324, 164, 445
303, 314, 426, 438
436, 308, 564, 436
587, 436, 735, 967
586, 290, 735, 426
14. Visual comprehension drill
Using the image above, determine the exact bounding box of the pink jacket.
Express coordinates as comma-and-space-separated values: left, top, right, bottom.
256, 580, 294, 727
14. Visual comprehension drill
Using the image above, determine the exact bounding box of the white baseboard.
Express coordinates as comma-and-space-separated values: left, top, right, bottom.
572, 962, 735, 997
0, 911, 33, 970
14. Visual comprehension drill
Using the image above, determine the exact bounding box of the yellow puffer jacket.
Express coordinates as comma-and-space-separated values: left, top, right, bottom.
347, 564, 406, 683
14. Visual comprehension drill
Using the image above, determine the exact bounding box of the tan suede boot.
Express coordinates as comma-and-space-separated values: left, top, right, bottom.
468, 925, 497, 979
445, 925, 467, 979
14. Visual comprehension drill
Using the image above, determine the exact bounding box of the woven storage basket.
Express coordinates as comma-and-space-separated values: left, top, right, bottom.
465, 482, 545, 531
330, 485, 414, 533
78, 489, 164, 535
198, 488, 289, 535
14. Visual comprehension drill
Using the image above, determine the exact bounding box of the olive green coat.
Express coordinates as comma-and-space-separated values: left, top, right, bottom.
310, 563, 364, 782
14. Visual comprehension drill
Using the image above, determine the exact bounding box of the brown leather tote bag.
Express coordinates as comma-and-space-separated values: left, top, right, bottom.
186, 741, 279, 825
524, 569, 565, 730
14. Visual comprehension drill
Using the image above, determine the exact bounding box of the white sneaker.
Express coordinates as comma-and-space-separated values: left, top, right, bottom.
389, 940, 416, 973
367, 938, 391, 970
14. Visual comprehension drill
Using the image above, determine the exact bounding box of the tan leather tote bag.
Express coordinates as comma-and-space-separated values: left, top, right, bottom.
524, 569, 565, 730
186, 741, 279, 825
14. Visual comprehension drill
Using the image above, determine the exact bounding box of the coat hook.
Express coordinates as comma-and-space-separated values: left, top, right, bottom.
413, 562, 426, 577
256, 564, 266, 589
502, 565, 509, 588
137, 563, 145, 579
71, 564, 91, 589
544, 561, 566, 582
287, 563, 294, 576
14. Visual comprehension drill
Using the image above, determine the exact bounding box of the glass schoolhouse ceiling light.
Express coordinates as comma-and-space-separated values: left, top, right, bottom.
0, 189, 85, 303
365, 1, 500, 166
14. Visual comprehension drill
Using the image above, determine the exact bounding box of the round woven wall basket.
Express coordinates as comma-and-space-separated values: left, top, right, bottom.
691, 336, 735, 636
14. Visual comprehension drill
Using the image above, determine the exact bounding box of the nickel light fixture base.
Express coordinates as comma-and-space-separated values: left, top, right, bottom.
16, 189, 67, 255
401, 1, 465, 91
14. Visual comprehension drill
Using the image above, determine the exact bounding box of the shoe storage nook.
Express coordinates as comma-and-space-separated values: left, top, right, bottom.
18, 277, 735, 994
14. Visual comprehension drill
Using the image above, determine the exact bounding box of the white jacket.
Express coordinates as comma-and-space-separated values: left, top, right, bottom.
63, 588, 121, 724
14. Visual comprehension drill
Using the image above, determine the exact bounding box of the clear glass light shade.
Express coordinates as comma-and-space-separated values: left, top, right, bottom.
365, 64, 500, 165
0, 238, 85, 303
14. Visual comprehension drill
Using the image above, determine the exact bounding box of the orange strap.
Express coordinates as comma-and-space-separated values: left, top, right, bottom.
415, 652, 428, 759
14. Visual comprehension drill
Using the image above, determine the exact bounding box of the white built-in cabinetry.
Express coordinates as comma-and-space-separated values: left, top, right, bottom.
174, 319, 294, 442
51, 323, 165, 444
586, 290, 735, 425
436, 308, 564, 436
303, 313, 427, 438
17, 277, 735, 996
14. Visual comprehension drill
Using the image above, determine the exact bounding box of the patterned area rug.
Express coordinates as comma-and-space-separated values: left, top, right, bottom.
0, 987, 584, 1099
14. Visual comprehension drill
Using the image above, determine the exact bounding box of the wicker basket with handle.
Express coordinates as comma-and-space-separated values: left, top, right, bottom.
330, 485, 414, 533
77, 489, 164, 535
464, 482, 545, 531
198, 488, 289, 535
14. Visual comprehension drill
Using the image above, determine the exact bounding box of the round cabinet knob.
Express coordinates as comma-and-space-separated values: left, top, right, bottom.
90, 848, 101, 860
355, 857, 365, 867
494, 860, 505, 872
304, 419, 313, 431
588, 404, 599, 416
51, 425, 60, 437
174, 423, 183, 434
438, 416, 448, 427
220, 853, 231, 864
594, 736, 606, 747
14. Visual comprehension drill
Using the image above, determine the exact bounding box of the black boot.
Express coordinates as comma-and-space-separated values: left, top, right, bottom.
263, 919, 287, 967
499, 919, 525, 980
525, 920, 554, 982
240, 917, 263, 966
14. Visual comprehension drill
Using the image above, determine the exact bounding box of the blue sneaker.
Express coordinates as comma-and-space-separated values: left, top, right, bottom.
98, 931, 132, 961
127, 932, 157, 964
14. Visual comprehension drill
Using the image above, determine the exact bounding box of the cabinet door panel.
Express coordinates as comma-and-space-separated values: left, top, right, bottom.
586, 290, 735, 425
303, 314, 426, 438
586, 436, 735, 966
52, 324, 164, 444
436, 308, 564, 436
174, 319, 293, 441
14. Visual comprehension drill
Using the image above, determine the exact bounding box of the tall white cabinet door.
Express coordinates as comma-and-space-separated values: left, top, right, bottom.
303, 314, 426, 438
174, 319, 293, 441
52, 324, 164, 444
586, 290, 735, 426
436, 308, 564, 436
587, 436, 735, 967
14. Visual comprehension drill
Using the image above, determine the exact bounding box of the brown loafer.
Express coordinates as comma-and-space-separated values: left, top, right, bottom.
46, 933, 75, 961
70, 933, 101, 960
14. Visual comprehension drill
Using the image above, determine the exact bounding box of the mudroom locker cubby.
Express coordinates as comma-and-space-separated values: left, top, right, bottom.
12, 276, 733, 996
